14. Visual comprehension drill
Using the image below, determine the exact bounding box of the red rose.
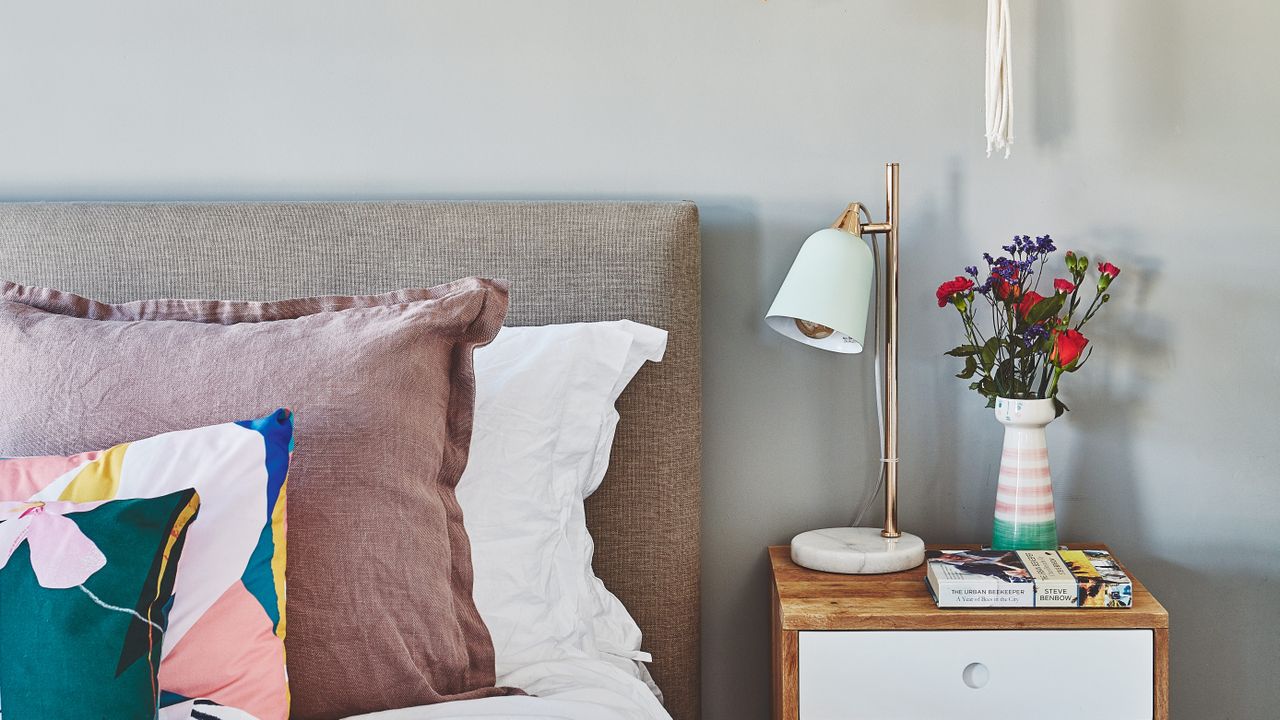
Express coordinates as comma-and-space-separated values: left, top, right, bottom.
935, 276, 975, 307
1053, 278, 1076, 294
994, 266, 1021, 301
1097, 262, 1120, 278
1018, 290, 1046, 319
996, 279, 1023, 301
1050, 328, 1089, 367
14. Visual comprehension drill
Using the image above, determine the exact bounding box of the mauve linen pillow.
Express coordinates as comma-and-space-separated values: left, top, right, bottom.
0, 278, 517, 720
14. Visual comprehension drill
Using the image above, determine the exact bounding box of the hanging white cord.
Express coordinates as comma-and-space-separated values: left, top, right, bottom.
985, 0, 1013, 157
851, 210, 887, 527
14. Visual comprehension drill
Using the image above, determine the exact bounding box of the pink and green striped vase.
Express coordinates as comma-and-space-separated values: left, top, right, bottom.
991, 397, 1059, 550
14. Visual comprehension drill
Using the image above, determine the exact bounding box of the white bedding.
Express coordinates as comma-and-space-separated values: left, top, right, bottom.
345, 658, 671, 720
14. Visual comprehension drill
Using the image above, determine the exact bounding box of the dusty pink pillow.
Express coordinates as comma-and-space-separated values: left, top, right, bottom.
0, 278, 518, 720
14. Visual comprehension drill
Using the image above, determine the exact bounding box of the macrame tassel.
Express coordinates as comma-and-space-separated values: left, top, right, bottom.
985, 0, 1013, 158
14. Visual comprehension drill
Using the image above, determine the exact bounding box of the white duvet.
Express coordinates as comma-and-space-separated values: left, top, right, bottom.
162, 658, 669, 720
345, 658, 671, 720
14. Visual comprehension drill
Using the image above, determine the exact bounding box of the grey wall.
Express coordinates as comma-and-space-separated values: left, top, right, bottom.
3, 1, 1277, 718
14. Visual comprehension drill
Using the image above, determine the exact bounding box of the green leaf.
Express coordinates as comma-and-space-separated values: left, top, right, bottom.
996, 358, 1014, 378
945, 344, 981, 357
1025, 294, 1066, 324
977, 376, 996, 396
979, 337, 999, 370
1053, 396, 1070, 417
985, 395, 997, 409
955, 355, 978, 379
994, 358, 1017, 395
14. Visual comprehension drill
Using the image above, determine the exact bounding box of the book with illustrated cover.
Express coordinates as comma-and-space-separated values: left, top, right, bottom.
925, 549, 1133, 608
925, 550, 1035, 607
1058, 549, 1134, 608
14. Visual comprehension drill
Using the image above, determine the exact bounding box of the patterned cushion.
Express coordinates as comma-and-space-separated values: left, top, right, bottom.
0, 411, 293, 720
0, 490, 201, 719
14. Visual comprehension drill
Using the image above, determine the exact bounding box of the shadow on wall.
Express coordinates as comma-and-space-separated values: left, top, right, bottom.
1033, 1, 1075, 151
1107, 3, 1185, 145
1140, 551, 1275, 718
1033, 2, 1187, 156
699, 193, 884, 720
907, 157, 996, 542
697, 197, 773, 720
1056, 228, 1167, 553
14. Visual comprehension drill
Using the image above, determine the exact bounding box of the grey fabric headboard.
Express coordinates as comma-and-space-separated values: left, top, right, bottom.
0, 201, 702, 720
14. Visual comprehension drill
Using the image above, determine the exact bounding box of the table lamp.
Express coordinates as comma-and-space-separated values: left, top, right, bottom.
766, 162, 925, 574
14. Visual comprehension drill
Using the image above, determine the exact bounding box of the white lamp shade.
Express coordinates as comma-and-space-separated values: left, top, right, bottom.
766, 227, 875, 353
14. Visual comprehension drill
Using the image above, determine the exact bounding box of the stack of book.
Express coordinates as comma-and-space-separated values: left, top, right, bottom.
925, 549, 1133, 608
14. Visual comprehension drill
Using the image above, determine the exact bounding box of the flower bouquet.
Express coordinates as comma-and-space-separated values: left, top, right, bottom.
935, 234, 1120, 416
935, 235, 1121, 550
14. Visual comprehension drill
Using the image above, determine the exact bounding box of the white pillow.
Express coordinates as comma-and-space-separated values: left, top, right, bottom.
459, 321, 666, 680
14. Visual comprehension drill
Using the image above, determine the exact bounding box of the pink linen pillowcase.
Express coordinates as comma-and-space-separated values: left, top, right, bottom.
0, 278, 516, 720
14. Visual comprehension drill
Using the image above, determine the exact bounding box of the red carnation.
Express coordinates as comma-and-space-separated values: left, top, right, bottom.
936, 276, 975, 308
1050, 328, 1089, 367
1053, 278, 1076, 294
1097, 261, 1121, 290
1018, 291, 1046, 319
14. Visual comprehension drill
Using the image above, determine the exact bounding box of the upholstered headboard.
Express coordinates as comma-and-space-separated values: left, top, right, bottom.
0, 201, 702, 720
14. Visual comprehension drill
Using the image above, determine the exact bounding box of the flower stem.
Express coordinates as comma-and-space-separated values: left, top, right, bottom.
1047, 365, 1065, 398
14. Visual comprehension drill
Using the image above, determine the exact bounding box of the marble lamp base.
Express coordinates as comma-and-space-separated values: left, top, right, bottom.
790, 527, 925, 574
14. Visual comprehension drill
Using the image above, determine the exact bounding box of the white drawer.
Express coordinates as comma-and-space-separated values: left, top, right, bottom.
799, 629, 1153, 720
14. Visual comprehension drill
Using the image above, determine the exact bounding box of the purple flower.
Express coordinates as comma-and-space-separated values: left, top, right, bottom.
1023, 324, 1049, 347
965, 265, 979, 277
982, 252, 995, 266
1035, 234, 1056, 253
1005, 235, 1037, 255
992, 257, 1018, 280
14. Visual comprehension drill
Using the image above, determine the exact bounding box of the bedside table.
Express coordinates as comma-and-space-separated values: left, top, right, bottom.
770, 544, 1169, 720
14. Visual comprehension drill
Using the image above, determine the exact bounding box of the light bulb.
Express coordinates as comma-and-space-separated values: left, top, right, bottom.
794, 318, 834, 339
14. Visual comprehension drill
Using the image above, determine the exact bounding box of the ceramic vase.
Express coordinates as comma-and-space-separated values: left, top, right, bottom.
991, 397, 1059, 550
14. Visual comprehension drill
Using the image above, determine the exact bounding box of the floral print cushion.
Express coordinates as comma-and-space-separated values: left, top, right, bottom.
0, 490, 200, 719
0, 410, 293, 720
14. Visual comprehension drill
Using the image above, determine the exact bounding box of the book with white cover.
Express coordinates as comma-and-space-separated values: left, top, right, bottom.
924, 550, 1034, 607
1018, 550, 1078, 607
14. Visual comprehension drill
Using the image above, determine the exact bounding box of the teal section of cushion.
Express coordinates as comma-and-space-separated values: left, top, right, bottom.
242, 522, 281, 631
159, 690, 193, 708
233, 408, 292, 633
0, 490, 200, 720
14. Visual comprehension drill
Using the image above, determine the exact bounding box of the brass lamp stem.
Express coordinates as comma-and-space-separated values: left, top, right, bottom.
829, 163, 903, 539
881, 162, 901, 539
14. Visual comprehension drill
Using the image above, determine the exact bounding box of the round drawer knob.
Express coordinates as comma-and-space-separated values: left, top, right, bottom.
962, 662, 989, 689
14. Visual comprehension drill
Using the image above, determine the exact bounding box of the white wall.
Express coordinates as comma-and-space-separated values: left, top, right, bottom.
3, 2, 1277, 718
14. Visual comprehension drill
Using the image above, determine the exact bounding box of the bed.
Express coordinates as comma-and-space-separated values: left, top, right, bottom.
0, 201, 701, 720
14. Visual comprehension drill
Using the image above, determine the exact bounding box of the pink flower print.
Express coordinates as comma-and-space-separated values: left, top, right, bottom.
0, 500, 107, 588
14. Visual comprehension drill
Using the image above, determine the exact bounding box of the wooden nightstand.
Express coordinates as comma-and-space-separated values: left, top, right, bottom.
771, 544, 1169, 720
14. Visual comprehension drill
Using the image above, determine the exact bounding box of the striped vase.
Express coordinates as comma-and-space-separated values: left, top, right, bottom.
991, 397, 1059, 550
